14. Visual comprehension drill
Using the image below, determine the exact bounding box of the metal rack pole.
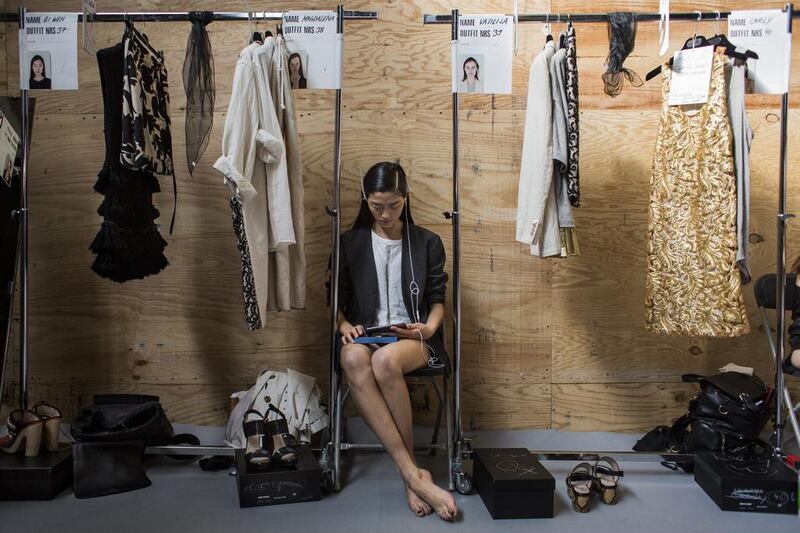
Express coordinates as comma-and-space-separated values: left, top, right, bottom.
774, 3, 794, 455
0, 11, 378, 22
327, 4, 345, 493
17, 5, 29, 411
424, 11, 799, 24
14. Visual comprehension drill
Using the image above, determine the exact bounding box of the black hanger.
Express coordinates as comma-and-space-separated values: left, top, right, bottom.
276, 24, 283, 36
251, 31, 263, 43
707, 33, 759, 60
265, 30, 273, 37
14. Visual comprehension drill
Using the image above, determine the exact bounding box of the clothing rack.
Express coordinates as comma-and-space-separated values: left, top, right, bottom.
8, 5, 377, 461
426, 6, 796, 493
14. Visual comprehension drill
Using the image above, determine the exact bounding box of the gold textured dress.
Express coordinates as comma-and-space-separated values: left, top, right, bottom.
646, 51, 749, 337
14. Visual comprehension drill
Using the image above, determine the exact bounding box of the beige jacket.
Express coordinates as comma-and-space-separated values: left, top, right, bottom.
267, 36, 306, 311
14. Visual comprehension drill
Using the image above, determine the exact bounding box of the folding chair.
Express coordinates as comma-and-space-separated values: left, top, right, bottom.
754, 273, 800, 448
330, 340, 453, 492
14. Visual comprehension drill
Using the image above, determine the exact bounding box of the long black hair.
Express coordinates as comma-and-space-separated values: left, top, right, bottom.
462, 57, 479, 81
30, 55, 47, 80
352, 161, 415, 229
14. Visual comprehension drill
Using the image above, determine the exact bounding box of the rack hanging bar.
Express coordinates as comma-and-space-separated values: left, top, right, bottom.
424, 11, 800, 24
0, 10, 378, 23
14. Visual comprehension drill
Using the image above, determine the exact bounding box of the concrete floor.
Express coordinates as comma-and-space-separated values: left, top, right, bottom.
1, 422, 797, 533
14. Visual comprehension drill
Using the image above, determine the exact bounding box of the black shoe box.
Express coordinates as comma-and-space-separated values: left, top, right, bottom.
694, 451, 798, 515
473, 448, 555, 519
235, 447, 322, 508
0, 446, 73, 500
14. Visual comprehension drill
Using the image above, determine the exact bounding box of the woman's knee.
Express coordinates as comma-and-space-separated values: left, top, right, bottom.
371, 348, 402, 385
340, 345, 372, 383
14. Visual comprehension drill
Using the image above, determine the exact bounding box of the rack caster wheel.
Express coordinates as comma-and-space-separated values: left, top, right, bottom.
454, 472, 473, 495
321, 471, 334, 495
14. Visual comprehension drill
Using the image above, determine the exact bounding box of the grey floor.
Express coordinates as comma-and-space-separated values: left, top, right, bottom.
2, 421, 798, 533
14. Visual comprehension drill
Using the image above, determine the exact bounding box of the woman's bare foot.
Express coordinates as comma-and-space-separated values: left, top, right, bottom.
405, 483, 431, 516
408, 468, 457, 521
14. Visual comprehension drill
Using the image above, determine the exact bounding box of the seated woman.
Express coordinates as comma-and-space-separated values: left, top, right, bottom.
785, 257, 800, 374
335, 161, 457, 520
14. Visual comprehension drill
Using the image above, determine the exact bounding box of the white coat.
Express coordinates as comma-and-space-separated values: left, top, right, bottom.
516, 41, 561, 258
225, 368, 329, 447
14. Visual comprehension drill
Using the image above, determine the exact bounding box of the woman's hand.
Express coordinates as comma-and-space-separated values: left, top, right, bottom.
391, 322, 434, 340
340, 324, 364, 345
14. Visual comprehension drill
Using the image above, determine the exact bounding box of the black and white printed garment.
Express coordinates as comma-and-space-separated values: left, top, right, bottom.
121, 21, 174, 176
230, 199, 263, 331
565, 21, 580, 207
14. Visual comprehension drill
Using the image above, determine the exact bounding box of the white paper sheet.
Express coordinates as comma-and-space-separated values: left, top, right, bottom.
668, 45, 714, 106
0, 109, 20, 187
19, 12, 79, 91
282, 11, 341, 90
454, 14, 513, 95
729, 9, 792, 95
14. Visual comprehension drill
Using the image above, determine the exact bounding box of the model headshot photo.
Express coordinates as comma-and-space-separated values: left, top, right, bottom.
288, 51, 308, 90
458, 55, 484, 94
29, 53, 52, 90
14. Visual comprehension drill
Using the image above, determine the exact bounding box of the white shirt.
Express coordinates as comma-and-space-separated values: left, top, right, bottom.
371, 231, 411, 326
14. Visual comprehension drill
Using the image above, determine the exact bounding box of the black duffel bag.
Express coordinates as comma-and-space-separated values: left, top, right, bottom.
634, 372, 774, 471
71, 394, 175, 498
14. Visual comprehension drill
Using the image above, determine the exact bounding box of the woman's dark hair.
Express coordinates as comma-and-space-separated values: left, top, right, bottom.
462, 57, 479, 82
288, 52, 306, 81
352, 161, 415, 229
29, 55, 46, 80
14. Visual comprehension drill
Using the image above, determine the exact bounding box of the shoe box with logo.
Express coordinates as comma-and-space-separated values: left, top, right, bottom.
694, 451, 798, 515
235, 446, 322, 508
473, 448, 555, 519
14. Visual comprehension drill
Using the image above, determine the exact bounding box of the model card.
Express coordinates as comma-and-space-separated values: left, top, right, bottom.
282, 11, 341, 90
454, 14, 514, 95
729, 9, 792, 94
18, 12, 78, 90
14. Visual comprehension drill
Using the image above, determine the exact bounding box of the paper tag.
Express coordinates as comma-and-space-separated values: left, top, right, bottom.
668, 46, 713, 106
658, 0, 670, 56
282, 11, 340, 90
19, 13, 79, 90
0, 109, 21, 187
729, 9, 792, 94
454, 14, 514, 94
82, 0, 96, 55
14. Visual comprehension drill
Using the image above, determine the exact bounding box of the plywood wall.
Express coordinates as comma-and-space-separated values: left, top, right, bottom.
2, 0, 798, 434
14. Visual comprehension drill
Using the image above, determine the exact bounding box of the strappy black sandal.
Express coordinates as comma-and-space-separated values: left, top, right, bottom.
265, 403, 299, 466
566, 462, 594, 513
243, 409, 272, 471
593, 456, 624, 505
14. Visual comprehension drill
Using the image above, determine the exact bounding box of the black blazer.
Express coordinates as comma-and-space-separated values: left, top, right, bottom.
335, 224, 449, 367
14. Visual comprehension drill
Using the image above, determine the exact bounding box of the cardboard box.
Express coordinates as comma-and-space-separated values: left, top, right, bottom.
694, 451, 798, 515
473, 448, 555, 519
235, 447, 322, 508
0, 446, 73, 500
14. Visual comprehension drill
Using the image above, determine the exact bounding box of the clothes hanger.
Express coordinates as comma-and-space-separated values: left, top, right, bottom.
545, 13, 553, 43
645, 11, 756, 81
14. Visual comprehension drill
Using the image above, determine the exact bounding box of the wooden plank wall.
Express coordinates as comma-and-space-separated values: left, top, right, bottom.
2, 1, 798, 434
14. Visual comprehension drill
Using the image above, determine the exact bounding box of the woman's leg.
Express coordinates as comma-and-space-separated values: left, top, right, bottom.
371, 339, 456, 520
339, 343, 420, 485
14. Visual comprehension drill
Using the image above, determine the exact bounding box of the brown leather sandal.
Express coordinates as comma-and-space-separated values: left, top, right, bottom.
566, 462, 594, 512
593, 456, 624, 505
0, 410, 43, 457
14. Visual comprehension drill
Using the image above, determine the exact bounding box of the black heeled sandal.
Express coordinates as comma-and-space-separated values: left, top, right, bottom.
566, 462, 594, 513
593, 456, 624, 505
243, 409, 272, 471
782, 349, 799, 376
265, 404, 299, 466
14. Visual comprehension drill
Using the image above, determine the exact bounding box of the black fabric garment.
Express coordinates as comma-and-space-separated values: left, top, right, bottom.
29, 77, 51, 89
336, 224, 449, 368
602, 12, 643, 97
89, 41, 168, 282
183, 12, 215, 176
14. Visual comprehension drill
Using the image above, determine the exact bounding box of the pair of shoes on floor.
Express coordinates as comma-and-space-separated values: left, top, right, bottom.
244, 403, 300, 471
0, 402, 62, 457
566, 457, 624, 512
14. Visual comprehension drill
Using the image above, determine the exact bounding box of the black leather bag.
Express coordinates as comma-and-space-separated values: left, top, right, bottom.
634, 372, 774, 471
71, 394, 174, 498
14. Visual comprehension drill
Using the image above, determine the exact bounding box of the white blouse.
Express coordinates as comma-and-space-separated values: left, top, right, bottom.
371, 231, 411, 327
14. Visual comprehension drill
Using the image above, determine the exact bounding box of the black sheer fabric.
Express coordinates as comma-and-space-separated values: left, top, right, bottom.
602, 12, 643, 97
183, 12, 215, 176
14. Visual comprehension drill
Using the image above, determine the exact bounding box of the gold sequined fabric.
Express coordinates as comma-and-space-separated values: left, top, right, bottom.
646, 51, 749, 337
